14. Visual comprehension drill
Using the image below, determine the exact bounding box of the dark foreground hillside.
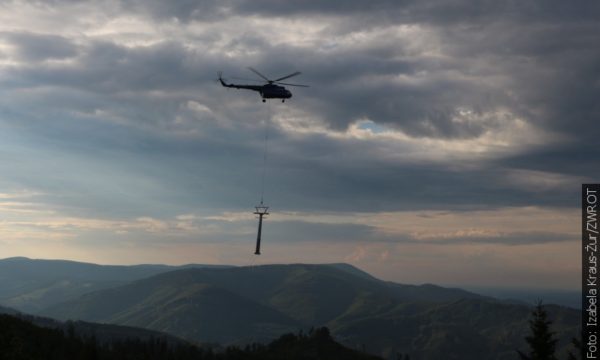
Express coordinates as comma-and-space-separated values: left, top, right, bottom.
0, 314, 382, 360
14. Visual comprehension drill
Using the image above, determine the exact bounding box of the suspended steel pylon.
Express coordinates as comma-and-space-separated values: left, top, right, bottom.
254, 203, 269, 255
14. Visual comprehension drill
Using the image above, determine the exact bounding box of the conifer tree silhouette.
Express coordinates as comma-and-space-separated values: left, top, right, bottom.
517, 301, 559, 360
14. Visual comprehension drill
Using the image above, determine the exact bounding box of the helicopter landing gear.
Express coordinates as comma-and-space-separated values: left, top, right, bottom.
281, 99, 285, 103
262, 99, 266, 103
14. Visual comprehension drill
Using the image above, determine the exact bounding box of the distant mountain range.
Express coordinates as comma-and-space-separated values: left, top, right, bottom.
40, 263, 484, 346
0, 257, 580, 360
0, 257, 229, 312
464, 286, 581, 309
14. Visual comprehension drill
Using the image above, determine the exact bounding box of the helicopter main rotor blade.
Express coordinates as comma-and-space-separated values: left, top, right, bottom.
274, 71, 301, 82
275, 81, 309, 87
230, 76, 264, 83
247, 67, 270, 82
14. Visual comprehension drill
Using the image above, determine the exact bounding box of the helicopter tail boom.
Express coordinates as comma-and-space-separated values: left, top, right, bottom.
218, 72, 264, 92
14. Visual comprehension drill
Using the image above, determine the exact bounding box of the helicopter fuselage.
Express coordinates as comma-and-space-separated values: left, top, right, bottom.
220, 79, 292, 100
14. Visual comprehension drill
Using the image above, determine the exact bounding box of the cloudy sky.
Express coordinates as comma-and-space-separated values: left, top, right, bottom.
0, 0, 597, 290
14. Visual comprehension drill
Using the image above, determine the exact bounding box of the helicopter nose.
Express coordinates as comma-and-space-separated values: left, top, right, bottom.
286, 90, 292, 98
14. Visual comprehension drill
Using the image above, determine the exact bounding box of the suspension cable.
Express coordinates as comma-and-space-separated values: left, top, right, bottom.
259, 101, 270, 205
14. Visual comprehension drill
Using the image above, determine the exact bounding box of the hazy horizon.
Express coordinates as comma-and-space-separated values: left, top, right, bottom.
1, 1, 597, 291
0, 255, 582, 294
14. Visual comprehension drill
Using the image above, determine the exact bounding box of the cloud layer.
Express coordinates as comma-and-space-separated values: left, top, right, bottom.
0, 0, 595, 289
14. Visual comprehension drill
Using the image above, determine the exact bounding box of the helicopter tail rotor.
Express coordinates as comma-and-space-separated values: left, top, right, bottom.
217, 71, 231, 87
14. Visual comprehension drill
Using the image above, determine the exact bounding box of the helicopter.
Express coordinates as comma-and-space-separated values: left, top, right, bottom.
219, 67, 308, 102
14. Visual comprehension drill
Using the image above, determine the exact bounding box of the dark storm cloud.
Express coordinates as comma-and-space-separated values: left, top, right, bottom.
264, 151, 582, 211
433, 18, 600, 138
4, 40, 202, 92
120, 0, 600, 25
498, 143, 600, 183
245, 0, 600, 141
120, 0, 228, 22
260, 1, 600, 194
167, 0, 600, 144
8, 1, 599, 140
1, 0, 598, 218
2, 32, 78, 61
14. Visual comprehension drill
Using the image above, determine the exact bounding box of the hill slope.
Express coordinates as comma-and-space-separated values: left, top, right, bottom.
40, 263, 579, 359
43, 263, 483, 327
0, 304, 190, 346
46, 278, 300, 344
0, 257, 229, 312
